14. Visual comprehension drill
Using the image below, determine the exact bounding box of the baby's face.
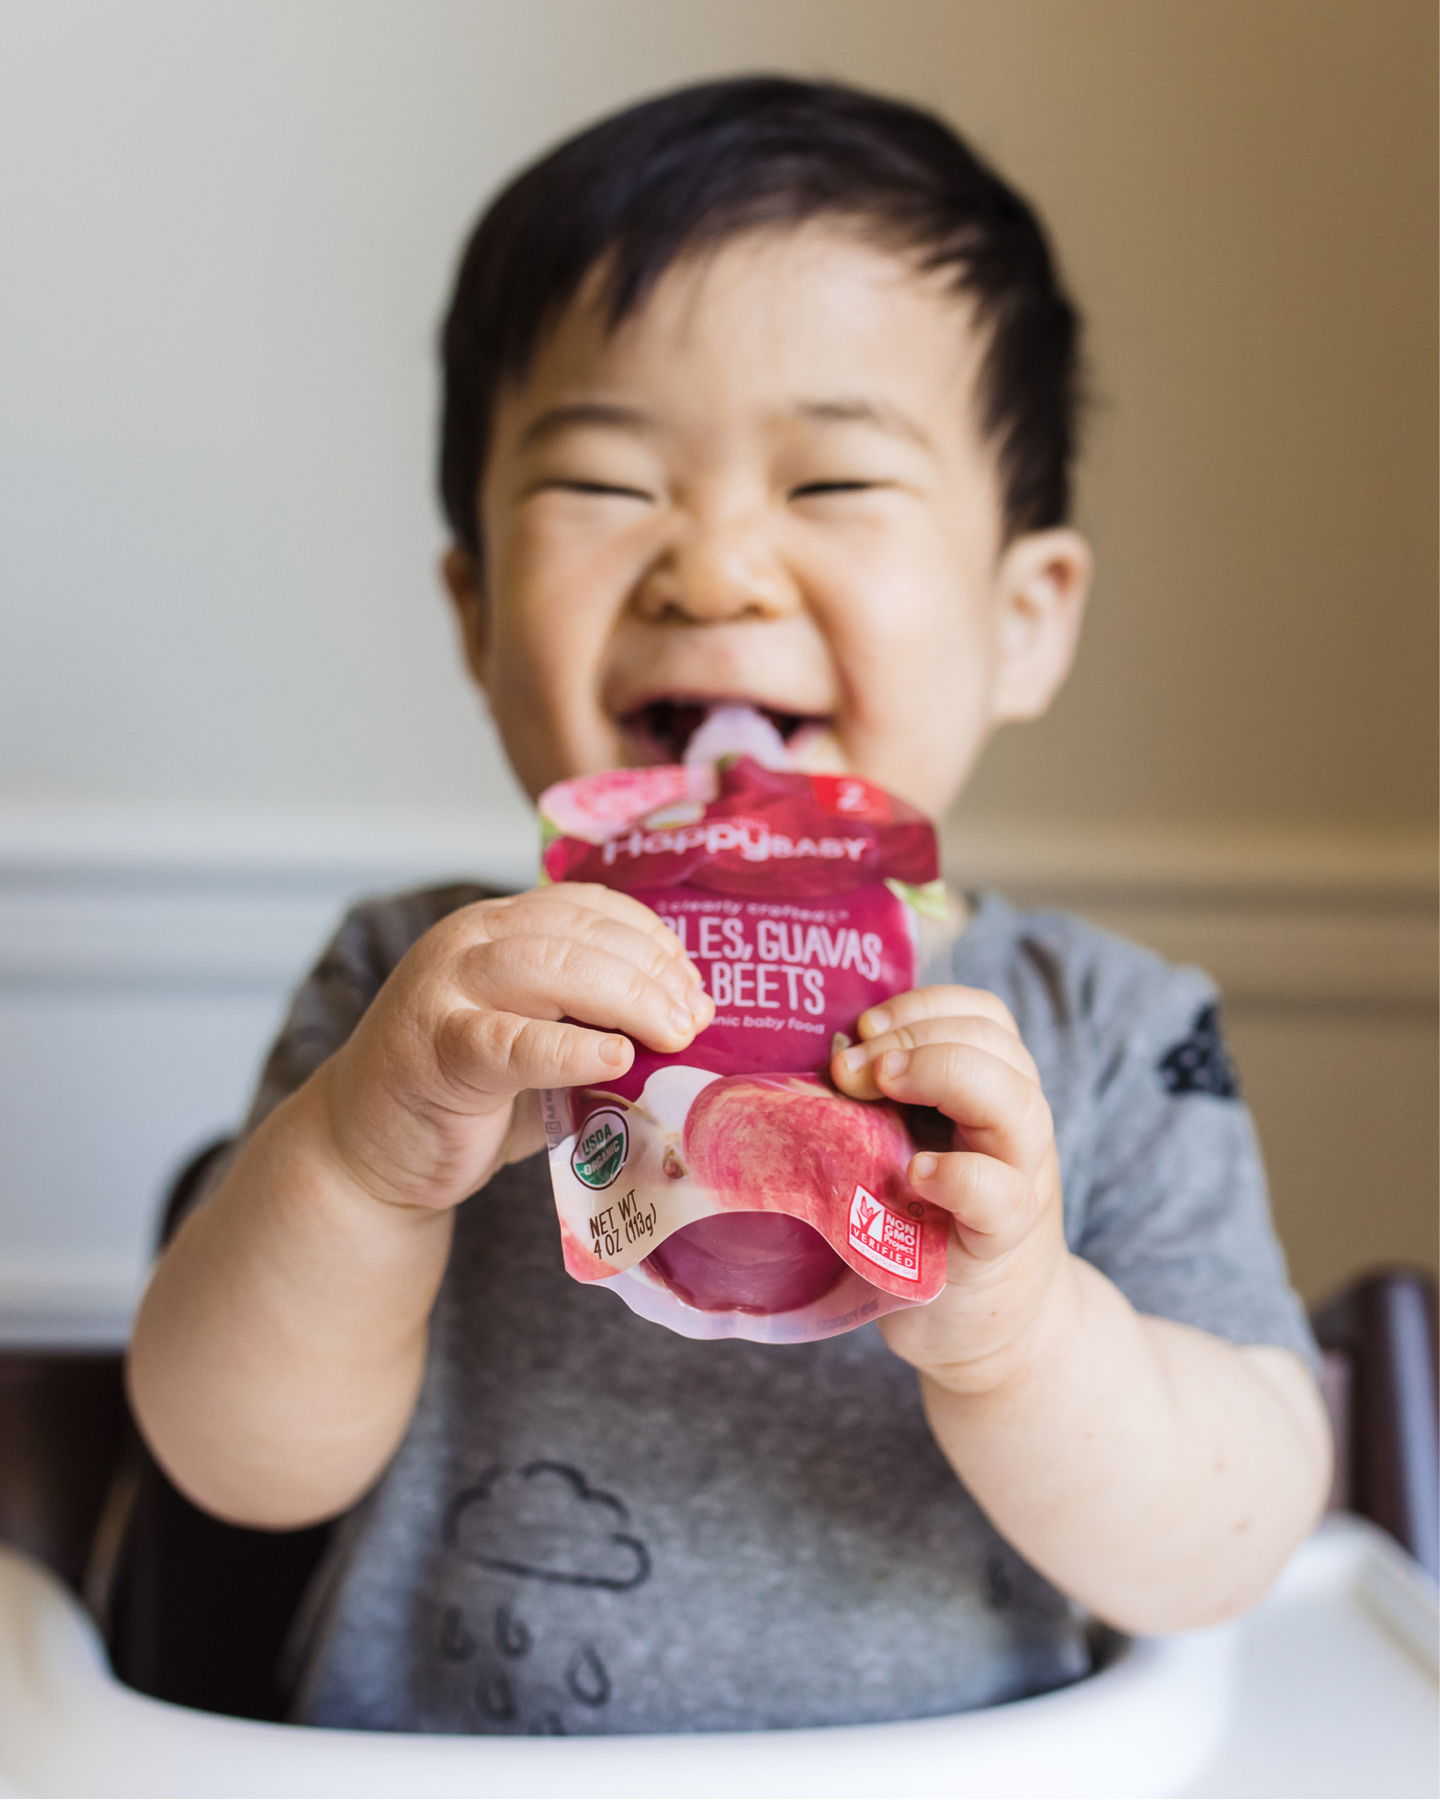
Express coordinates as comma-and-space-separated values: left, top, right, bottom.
451, 225, 1088, 817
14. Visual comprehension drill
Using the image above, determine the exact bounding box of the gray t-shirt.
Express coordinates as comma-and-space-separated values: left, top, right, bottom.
220, 883, 1315, 1735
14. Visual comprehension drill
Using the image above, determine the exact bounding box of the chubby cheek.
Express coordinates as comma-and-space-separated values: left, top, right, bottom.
483, 525, 635, 794
813, 547, 999, 816
856, 632, 996, 813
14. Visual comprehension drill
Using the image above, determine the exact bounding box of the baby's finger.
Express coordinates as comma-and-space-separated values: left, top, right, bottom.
476, 897, 705, 1010
538, 882, 696, 964
457, 934, 712, 1055
907, 1149, 1038, 1261
857, 985, 1019, 1042
871, 1040, 1053, 1177
832, 1014, 1036, 1100
435, 1008, 633, 1102
480, 884, 698, 976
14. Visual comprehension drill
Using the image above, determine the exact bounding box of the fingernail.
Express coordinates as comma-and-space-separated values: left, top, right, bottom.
879, 1050, 909, 1080
671, 1002, 696, 1033
911, 1152, 938, 1180
688, 983, 710, 1017
671, 975, 707, 1014
864, 1008, 890, 1035
600, 1036, 628, 1066
841, 1046, 867, 1073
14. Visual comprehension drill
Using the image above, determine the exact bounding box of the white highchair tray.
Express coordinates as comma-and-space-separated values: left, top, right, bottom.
0, 1516, 1433, 1799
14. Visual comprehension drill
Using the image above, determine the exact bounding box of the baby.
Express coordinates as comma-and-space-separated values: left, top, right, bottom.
128, 77, 1330, 1733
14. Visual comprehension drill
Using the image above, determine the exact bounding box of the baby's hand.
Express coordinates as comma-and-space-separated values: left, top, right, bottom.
830, 986, 1073, 1395
317, 883, 712, 1213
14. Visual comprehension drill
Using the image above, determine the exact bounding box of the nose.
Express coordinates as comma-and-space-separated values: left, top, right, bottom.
633, 509, 799, 626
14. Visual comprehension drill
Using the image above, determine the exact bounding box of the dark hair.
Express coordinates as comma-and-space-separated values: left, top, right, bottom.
439, 77, 1080, 552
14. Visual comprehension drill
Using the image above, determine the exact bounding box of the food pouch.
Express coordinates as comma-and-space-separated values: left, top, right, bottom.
537, 713, 952, 1343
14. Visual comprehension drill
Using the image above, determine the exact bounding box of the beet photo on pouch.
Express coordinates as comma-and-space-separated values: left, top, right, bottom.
537, 738, 953, 1344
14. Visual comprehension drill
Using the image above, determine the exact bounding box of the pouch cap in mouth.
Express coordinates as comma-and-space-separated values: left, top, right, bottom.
681, 701, 792, 770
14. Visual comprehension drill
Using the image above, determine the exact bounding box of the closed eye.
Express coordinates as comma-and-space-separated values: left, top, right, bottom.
788, 480, 890, 499
531, 478, 655, 502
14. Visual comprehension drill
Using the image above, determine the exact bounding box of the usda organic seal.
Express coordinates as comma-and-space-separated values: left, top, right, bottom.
571, 1107, 628, 1190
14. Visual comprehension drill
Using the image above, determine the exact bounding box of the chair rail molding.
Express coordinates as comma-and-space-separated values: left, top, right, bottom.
0, 799, 538, 989
0, 800, 1432, 1000
942, 817, 1436, 1007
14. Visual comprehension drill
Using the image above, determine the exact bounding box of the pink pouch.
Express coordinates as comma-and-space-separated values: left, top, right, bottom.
537, 747, 951, 1343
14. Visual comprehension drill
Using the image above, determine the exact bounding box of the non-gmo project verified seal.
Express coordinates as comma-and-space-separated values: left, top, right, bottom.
571, 1109, 629, 1189
847, 1184, 921, 1279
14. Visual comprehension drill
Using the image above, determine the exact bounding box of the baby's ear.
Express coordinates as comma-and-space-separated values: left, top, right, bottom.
440, 546, 491, 695
990, 528, 1092, 723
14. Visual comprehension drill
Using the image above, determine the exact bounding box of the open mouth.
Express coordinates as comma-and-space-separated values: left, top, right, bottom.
621, 697, 826, 764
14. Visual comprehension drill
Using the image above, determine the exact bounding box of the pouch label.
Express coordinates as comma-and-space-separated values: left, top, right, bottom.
571, 1108, 628, 1190
847, 1184, 922, 1280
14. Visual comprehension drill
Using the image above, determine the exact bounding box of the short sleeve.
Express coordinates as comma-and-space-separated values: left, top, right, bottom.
178, 882, 497, 1222
1076, 961, 1318, 1370
241, 881, 499, 1133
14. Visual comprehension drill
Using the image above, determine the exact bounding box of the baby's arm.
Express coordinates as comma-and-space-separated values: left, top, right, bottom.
127, 884, 712, 1528
833, 991, 1332, 1635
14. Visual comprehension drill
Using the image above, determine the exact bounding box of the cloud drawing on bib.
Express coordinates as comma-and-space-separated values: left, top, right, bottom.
443, 1461, 651, 1591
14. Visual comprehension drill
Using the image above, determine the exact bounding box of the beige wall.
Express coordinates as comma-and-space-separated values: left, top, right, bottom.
928, 0, 1439, 834
1228, 1003, 1436, 1302
0, 0, 1433, 1322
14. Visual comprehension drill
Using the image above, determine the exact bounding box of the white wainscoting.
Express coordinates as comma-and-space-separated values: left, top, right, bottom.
1, 803, 1433, 1343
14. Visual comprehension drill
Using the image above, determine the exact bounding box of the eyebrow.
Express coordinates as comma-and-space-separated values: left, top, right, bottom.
517, 402, 658, 451
791, 397, 933, 450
